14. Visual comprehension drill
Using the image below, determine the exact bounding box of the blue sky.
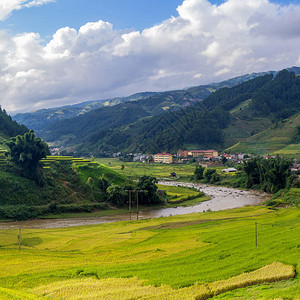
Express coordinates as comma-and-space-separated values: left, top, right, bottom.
2, 0, 299, 40
0, 0, 300, 113
1, 0, 183, 40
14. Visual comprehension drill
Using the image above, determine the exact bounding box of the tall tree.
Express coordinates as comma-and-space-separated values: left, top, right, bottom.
5, 130, 49, 181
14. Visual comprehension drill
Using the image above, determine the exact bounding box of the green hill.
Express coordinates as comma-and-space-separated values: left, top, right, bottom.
76, 73, 280, 154
14, 70, 283, 145
227, 112, 300, 159
0, 156, 130, 220
0, 106, 28, 142
16, 67, 300, 156
13, 92, 157, 131
81, 69, 300, 155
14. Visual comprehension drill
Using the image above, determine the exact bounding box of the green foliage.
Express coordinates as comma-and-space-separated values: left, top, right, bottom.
0, 106, 28, 138
76, 164, 129, 187
137, 175, 163, 205
266, 188, 300, 207
193, 165, 205, 180
98, 174, 111, 192
4, 130, 49, 181
204, 169, 217, 183
243, 156, 292, 193
251, 70, 300, 120
106, 185, 128, 207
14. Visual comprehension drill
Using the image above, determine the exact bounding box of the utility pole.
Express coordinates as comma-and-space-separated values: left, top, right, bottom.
126, 189, 144, 223
136, 190, 139, 223
129, 190, 132, 222
126, 190, 133, 222
18, 228, 21, 252
255, 222, 258, 247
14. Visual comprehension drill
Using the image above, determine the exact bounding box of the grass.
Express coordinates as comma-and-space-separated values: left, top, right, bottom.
157, 184, 210, 206
95, 158, 195, 180
0, 206, 299, 299
227, 113, 300, 159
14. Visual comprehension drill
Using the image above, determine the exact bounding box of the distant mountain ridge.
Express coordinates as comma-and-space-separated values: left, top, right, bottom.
13, 92, 157, 131
76, 69, 300, 155
14, 67, 300, 132
12, 66, 300, 157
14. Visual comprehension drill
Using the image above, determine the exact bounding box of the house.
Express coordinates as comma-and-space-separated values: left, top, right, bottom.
177, 149, 189, 157
154, 153, 173, 164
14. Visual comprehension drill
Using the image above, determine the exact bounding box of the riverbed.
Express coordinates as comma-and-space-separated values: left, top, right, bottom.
0, 182, 269, 229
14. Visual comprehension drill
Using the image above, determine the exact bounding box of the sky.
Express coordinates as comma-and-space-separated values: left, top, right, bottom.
1, 0, 300, 113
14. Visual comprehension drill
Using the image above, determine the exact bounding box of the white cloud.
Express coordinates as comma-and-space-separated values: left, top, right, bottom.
0, 0, 55, 20
1, 0, 300, 113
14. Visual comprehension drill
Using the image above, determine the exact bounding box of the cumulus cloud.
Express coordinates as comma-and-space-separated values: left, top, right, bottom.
1, 0, 300, 113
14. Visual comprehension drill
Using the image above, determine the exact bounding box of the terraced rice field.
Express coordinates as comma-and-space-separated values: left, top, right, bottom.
0, 206, 299, 299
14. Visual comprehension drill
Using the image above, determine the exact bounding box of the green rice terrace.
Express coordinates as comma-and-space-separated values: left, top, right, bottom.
0, 206, 298, 299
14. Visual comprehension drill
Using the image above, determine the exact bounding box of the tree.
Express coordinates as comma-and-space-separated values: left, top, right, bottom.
106, 185, 128, 206
4, 130, 49, 182
194, 165, 205, 180
243, 156, 292, 193
204, 169, 217, 183
98, 174, 110, 192
221, 156, 228, 165
137, 175, 162, 205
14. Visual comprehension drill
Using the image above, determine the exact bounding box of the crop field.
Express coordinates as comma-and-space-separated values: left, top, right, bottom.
157, 184, 210, 206
0, 206, 299, 299
96, 158, 195, 180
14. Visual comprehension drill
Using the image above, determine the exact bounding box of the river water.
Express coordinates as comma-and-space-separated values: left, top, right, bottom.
0, 181, 269, 229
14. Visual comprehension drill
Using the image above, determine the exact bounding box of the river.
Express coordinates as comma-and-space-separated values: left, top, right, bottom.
0, 181, 269, 229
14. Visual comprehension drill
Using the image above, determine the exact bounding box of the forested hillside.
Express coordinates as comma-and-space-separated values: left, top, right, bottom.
76, 70, 300, 155
0, 106, 28, 143
19, 67, 300, 156
13, 69, 282, 135
228, 112, 300, 159
13, 92, 157, 131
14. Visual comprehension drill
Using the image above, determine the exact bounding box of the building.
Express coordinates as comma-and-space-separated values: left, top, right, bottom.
222, 168, 237, 173
177, 149, 218, 158
177, 149, 189, 157
188, 150, 218, 158
154, 153, 173, 164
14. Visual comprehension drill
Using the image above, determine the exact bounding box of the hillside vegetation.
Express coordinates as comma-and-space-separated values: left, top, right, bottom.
0, 154, 131, 220
0, 106, 28, 143
13, 70, 277, 134
35, 68, 300, 156
76, 72, 280, 154
228, 112, 300, 158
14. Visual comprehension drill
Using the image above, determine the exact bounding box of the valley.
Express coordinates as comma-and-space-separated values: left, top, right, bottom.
0, 67, 300, 299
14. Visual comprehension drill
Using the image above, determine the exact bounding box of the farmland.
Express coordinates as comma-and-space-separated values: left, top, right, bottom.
95, 158, 195, 180
0, 205, 298, 299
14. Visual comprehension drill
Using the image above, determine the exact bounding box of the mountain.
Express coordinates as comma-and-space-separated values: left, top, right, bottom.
75, 69, 300, 155
227, 112, 300, 159
13, 92, 157, 131
0, 106, 28, 148
13, 67, 300, 156
13, 68, 292, 133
